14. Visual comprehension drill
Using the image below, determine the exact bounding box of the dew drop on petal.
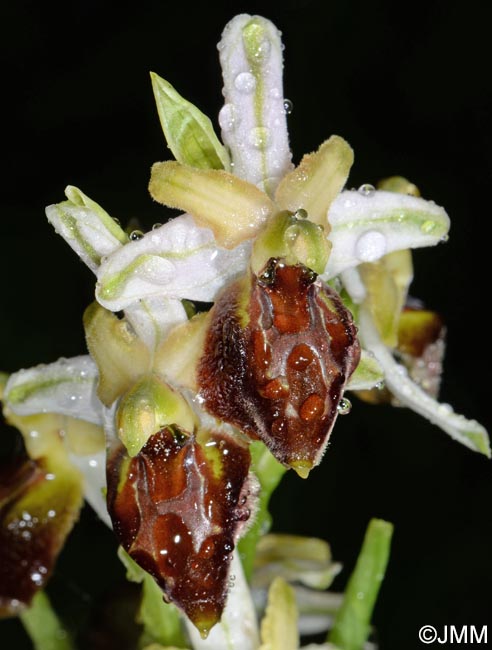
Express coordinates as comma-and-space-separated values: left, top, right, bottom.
283, 98, 293, 114
294, 208, 308, 220
234, 72, 257, 94
248, 127, 270, 150
218, 103, 237, 132
358, 183, 376, 197
355, 230, 387, 262
420, 220, 437, 234
130, 230, 144, 241
152, 222, 163, 230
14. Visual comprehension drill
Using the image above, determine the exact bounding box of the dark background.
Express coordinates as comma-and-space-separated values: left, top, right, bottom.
2, 1, 491, 648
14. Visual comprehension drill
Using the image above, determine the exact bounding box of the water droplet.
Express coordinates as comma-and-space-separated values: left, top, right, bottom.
248, 126, 270, 149
234, 72, 256, 94
356, 591, 365, 600
285, 224, 301, 241
355, 230, 387, 262
420, 220, 436, 234
218, 103, 237, 132
358, 183, 376, 197
173, 534, 182, 544
283, 98, 293, 114
440, 233, 449, 243
252, 37, 271, 61
288, 344, 315, 370
113, 217, 121, 226
152, 222, 163, 230
130, 230, 143, 241
261, 378, 289, 399
337, 397, 352, 415
31, 572, 43, 585
294, 208, 308, 219
300, 394, 325, 421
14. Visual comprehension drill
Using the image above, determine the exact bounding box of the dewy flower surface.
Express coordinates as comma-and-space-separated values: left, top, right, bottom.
0, 11, 489, 649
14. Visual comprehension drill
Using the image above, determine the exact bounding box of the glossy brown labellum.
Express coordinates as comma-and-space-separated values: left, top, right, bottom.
0, 451, 83, 617
106, 426, 253, 636
197, 259, 361, 474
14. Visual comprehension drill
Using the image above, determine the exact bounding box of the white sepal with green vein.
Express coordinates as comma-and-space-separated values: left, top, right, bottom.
96, 214, 250, 310
46, 186, 127, 272
124, 297, 188, 353
323, 190, 450, 278
218, 14, 293, 196
4, 355, 102, 425
358, 306, 490, 457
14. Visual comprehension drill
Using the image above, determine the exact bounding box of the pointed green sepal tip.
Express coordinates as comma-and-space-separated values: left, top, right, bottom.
329, 518, 393, 650
116, 374, 195, 457
150, 71, 230, 171
251, 210, 331, 275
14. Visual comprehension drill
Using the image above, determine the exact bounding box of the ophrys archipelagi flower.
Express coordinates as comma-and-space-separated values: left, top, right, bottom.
1, 12, 489, 650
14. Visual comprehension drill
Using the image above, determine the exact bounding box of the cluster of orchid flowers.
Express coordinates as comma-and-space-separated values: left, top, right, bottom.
1, 13, 489, 650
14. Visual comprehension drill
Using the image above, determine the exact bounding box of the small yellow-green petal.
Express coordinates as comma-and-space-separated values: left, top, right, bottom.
359, 249, 413, 348
275, 136, 354, 227
154, 312, 211, 391
149, 162, 276, 248
377, 176, 420, 196
83, 302, 151, 406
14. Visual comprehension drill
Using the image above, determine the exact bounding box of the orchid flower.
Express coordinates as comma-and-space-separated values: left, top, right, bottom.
1, 11, 489, 650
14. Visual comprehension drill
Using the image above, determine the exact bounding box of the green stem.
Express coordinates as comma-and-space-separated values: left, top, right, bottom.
238, 441, 286, 579
329, 518, 393, 650
20, 591, 74, 650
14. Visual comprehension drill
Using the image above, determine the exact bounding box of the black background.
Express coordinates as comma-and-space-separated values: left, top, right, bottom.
1, 1, 492, 648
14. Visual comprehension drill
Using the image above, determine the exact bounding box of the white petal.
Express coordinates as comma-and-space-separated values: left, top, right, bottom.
46, 186, 127, 272
96, 214, 250, 310
218, 14, 293, 195
185, 552, 260, 650
359, 307, 490, 456
68, 450, 112, 528
4, 356, 103, 425
323, 190, 450, 279
124, 297, 188, 352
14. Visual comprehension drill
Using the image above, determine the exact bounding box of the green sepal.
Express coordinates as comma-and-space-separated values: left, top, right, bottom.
151, 72, 230, 171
